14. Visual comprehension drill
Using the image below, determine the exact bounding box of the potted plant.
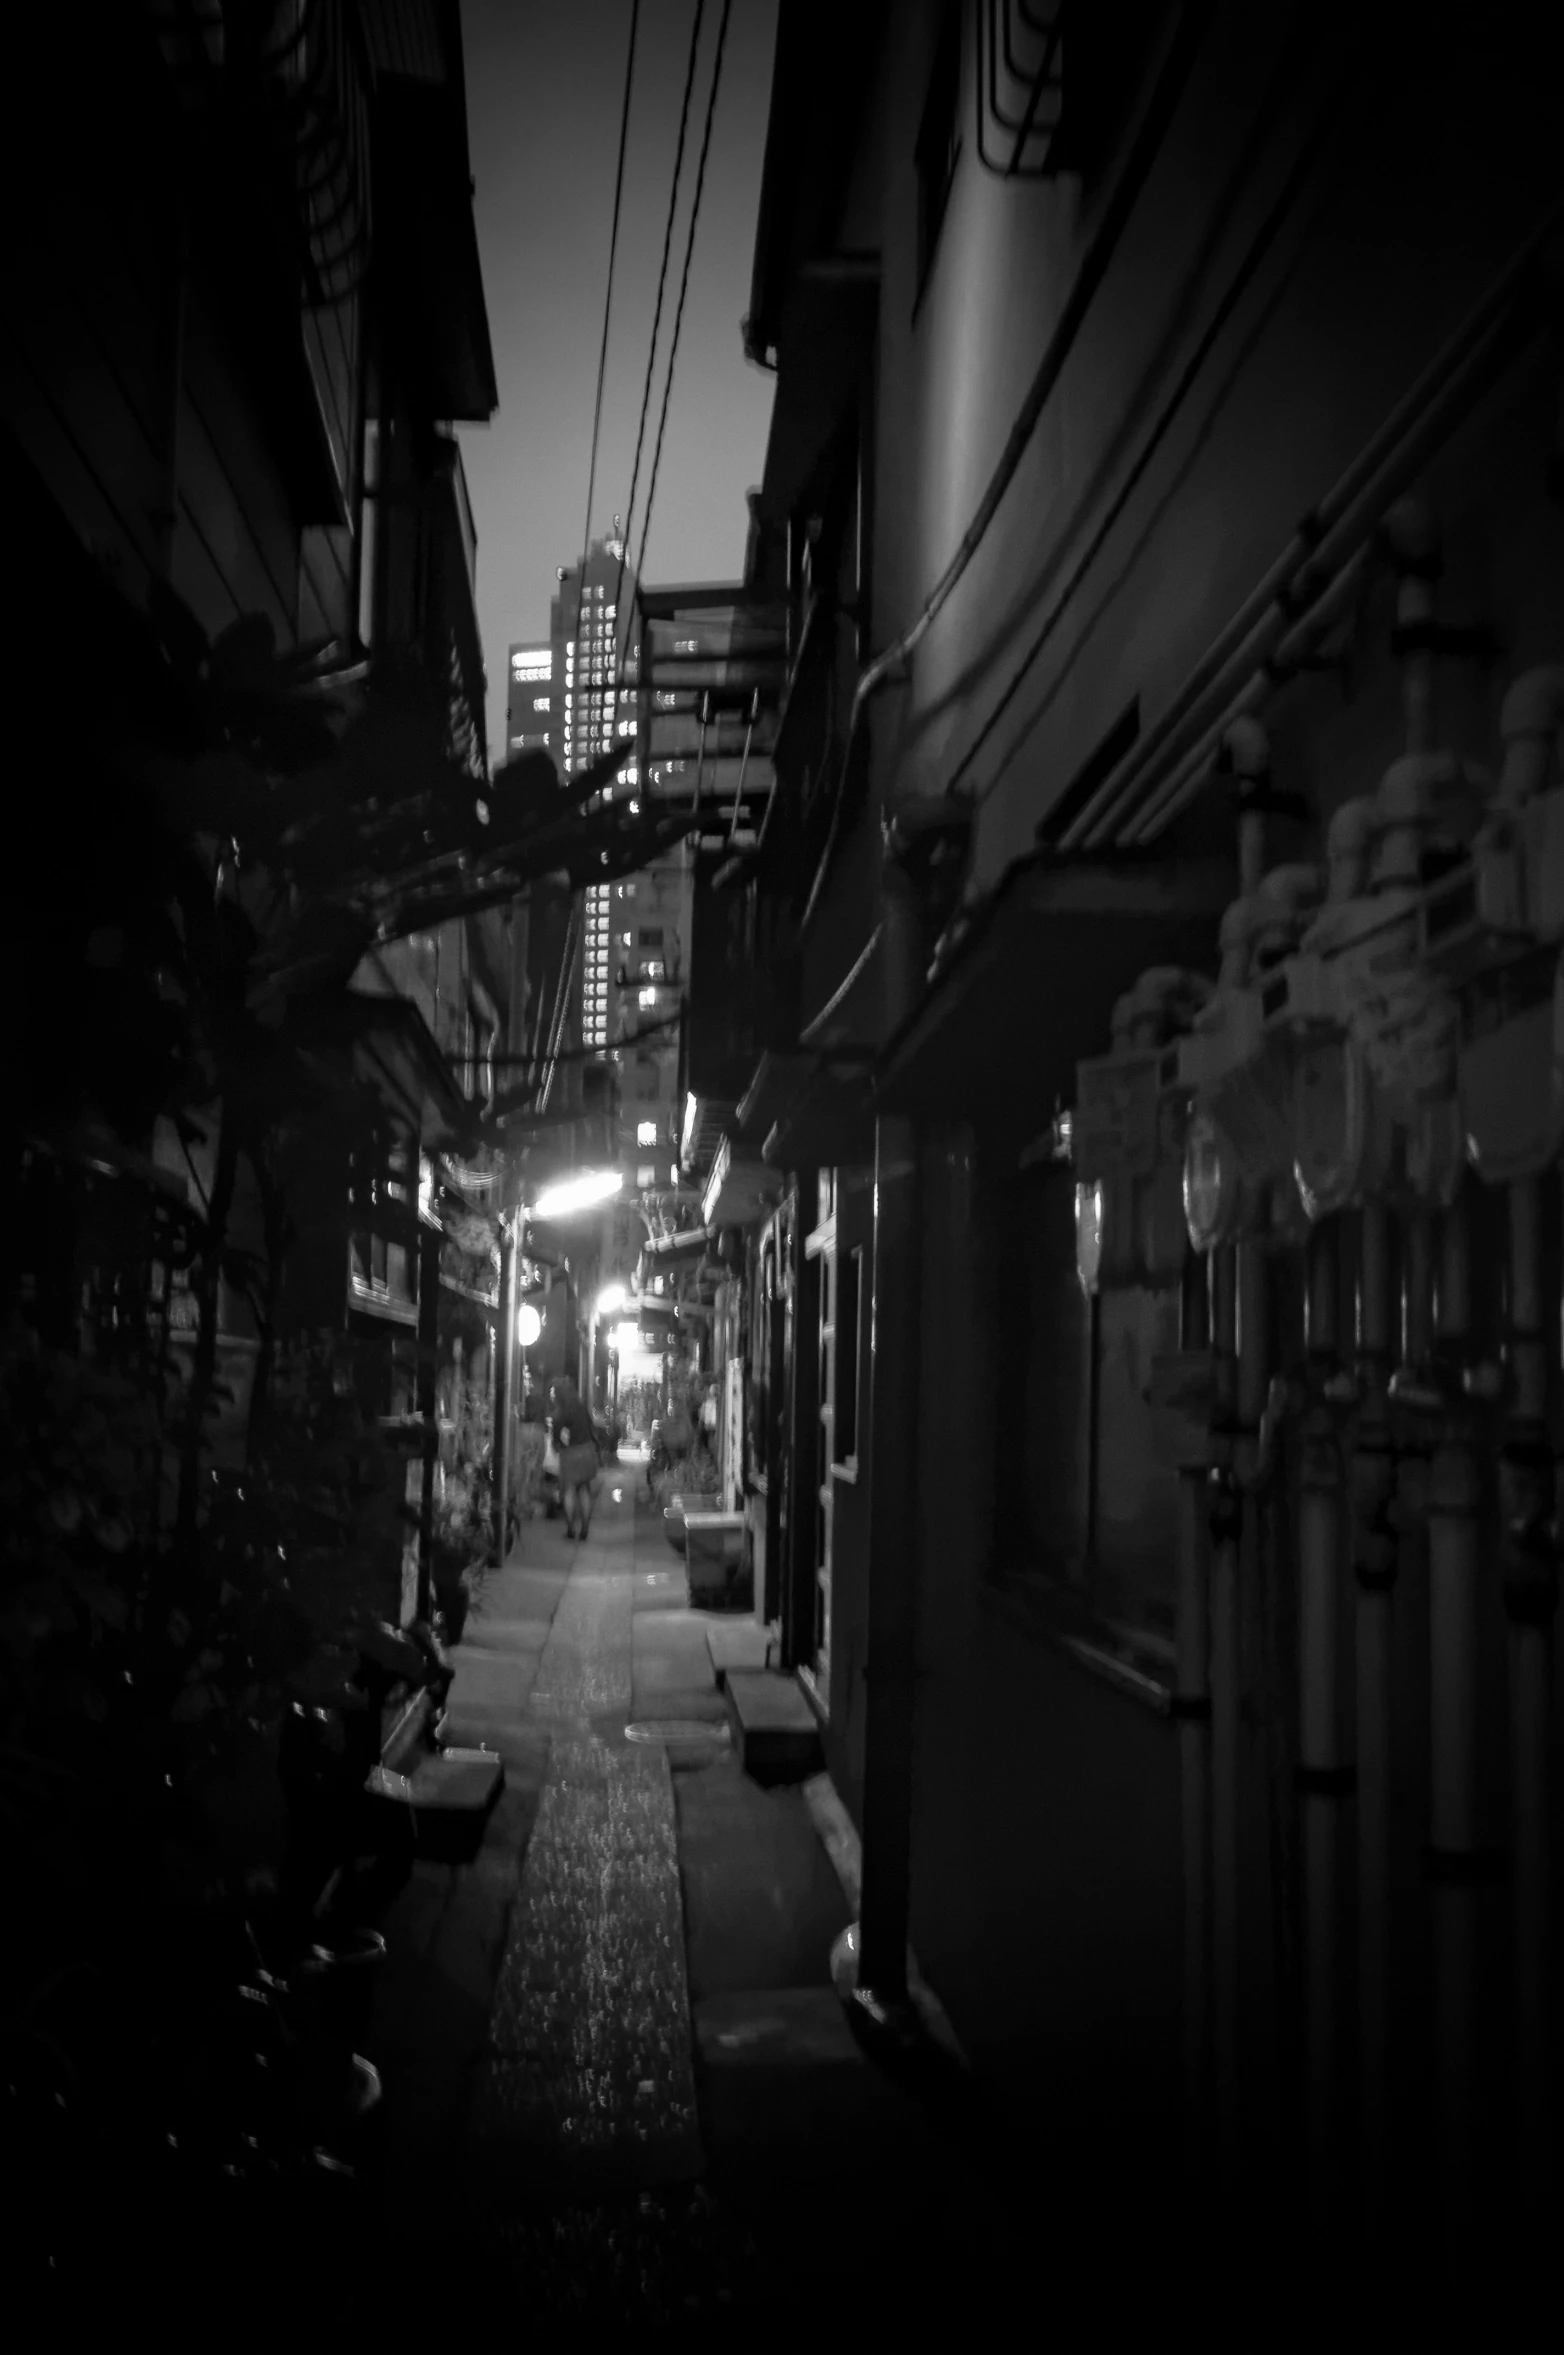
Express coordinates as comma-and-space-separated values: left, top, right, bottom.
429, 1469, 491, 1642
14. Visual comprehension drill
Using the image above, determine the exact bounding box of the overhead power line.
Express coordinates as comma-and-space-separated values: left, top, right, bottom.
576, 0, 641, 604
548, 3, 638, 1111
612, 0, 707, 640
624, 0, 733, 667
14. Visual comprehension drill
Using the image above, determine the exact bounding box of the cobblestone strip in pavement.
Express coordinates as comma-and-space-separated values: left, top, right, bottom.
465, 1538, 704, 2203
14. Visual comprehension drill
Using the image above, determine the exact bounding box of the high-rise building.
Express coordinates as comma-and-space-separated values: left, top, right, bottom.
505, 640, 554, 762
605, 846, 692, 1187
551, 523, 641, 1051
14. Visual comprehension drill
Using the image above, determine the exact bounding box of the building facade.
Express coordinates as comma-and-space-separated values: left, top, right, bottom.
505, 640, 555, 761
6, 0, 506, 1624
678, 0, 1564, 2278
550, 527, 641, 1052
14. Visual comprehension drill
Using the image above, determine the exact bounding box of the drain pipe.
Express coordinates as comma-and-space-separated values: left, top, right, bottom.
1500, 1170, 1557, 2209
1386, 494, 1484, 2244
1493, 666, 1564, 2208
837, 846, 926, 2034
1204, 721, 1271, 2180
1175, 1245, 1214, 2187
1207, 1236, 1243, 2180
1298, 1211, 1349, 2226
1425, 1210, 1483, 2244
1352, 1190, 1400, 2240
491, 1208, 517, 1568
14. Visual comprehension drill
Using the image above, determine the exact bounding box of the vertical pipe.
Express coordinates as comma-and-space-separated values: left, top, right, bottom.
1426, 1220, 1482, 2253
1353, 1206, 1399, 2244
855, 861, 925, 2013
1235, 1232, 1272, 2181
1427, 1187, 1481, 2253
1177, 1439, 1213, 2189
1178, 1196, 1214, 2197
786, 1174, 822, 1673
491, 1213, 515, 1567
1209, 1242, 1243, 2178
1084, 1289, 1102, 1578
1402, 1209, 1435, 1381
1500, 1175, 1556, 2212
1299, 1218, 1345, 2223
416, 1215, 441, 1625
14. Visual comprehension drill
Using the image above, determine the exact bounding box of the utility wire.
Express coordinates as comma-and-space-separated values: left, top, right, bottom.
612, 0, 707, 651
626, 0, 732, 642
575, 0, 641, 609
539, 896, 582, 1114
550, 2, 638, 1109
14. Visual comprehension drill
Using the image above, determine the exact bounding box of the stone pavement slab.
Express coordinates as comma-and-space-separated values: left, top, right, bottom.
675, 1752, 849, 1997
463, 1537, 703, 2203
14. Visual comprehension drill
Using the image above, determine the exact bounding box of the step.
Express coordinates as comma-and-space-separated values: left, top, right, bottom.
723, 1669, 824, 1785
682, 1510, 746, 1568
705, 1621, 774, 1688
684, 1511, 752, 1609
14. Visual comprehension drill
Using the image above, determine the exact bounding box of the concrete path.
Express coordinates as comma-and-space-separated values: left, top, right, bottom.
362, 1463, 1021, 2326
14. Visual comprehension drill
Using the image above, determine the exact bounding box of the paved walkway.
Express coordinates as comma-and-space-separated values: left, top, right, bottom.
362, 1463, 1018, 2325
467, 1532, 703, 2197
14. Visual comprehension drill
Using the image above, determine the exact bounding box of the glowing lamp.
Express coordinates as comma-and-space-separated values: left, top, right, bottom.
1074, 1181, 1103, 1299
517, 1304, 542, 1347
532, 1169, 622, 1220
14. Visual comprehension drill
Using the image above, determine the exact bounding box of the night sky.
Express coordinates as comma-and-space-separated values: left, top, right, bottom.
457, 0, 780, 760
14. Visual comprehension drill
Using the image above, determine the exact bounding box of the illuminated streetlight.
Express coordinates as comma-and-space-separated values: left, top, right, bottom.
517, 1303, 542, 1347
532, 1168, 622, 1220
597, 1282, 627, 1317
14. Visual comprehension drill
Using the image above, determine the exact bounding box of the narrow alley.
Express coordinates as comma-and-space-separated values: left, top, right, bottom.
362, 1460, 1013, 2327
10, 4, 1563, 2316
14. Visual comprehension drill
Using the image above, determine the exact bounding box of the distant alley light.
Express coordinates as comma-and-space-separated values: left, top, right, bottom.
532, 1169, 622, 1220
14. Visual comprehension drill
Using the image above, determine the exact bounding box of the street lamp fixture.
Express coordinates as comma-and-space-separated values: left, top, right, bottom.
532, 1168, 622, 1220
517, 1303, 543, 1346
597, 1282, 627, 1316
